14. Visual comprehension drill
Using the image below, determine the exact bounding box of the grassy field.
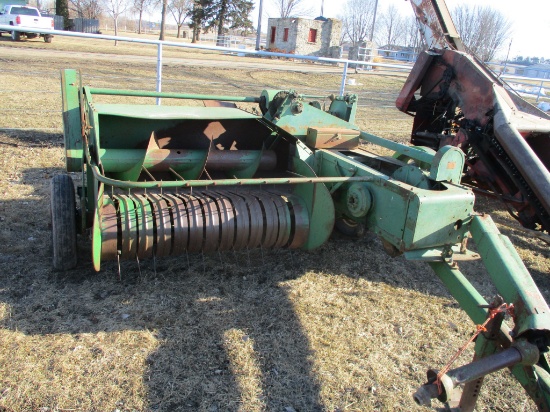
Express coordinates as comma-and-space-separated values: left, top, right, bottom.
0, 36, 549, 412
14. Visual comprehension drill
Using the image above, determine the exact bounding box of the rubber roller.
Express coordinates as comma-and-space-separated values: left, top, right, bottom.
98, 189, 310, 261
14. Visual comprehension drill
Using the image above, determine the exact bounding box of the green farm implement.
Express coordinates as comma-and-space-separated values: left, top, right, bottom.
54, 69, 550, 410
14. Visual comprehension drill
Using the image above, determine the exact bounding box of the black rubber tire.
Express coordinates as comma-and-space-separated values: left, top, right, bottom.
44, 35, 52, 43
11, 30, 21, 41
51, 174, 77, 270
335, 217, 365, 238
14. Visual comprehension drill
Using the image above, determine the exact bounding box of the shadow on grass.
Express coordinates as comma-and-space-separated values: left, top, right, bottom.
0, 129, 63, 144
0, 136, 325, 410
0, 130, 549, 410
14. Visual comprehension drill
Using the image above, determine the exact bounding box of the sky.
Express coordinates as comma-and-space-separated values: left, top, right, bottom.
252, 0, 550, 59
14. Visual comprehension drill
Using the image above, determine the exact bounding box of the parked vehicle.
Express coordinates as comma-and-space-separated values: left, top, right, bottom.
0, 4, 54, 42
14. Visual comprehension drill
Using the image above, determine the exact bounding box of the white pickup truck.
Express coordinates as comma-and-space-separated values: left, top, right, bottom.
0, 4, 54, 42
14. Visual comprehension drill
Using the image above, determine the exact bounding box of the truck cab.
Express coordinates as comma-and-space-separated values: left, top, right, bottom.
0, 3, 54, 42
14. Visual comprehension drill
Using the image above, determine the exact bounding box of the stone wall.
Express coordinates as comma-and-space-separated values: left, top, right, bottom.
267, 17, 342, 57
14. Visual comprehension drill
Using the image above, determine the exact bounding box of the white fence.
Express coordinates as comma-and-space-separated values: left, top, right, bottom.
1, 24, 548, 107
0, 25, 413, 102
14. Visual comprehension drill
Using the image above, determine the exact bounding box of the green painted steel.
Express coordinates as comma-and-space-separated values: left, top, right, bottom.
88, 87, 260, 102
428, 260, 550, 409
91, 182, 104, 271
98, 149, 205, 174
327, 94, 357, 123
87, 161, 373, 188
259, 90, 282, 112
470, 215, 550, 338
61, 69, 83, 172
263, 91, 360, 141
91, 104, 260, 120
429, 145, 465, 184
360, 131, 436, 168
315, 149, 473, 250
393, 146, 435, 171
291, 156, 335, 250
345, 183, 372, 218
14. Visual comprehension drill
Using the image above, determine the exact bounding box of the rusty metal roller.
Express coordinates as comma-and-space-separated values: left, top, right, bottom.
99, 190, 310, 261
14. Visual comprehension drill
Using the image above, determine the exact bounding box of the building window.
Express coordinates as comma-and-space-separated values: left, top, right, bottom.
270, 26, 276, 43
308, 28, 317, 43
283, 27, 289, 42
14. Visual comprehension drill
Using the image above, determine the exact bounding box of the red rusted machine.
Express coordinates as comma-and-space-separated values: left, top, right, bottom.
399, 0, 550, 232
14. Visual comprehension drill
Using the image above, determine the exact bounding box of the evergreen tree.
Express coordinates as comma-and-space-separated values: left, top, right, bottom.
207, 0, 254, 45
189, 0, 211, 43
56, 0, 70, 30
189, 0, 252, 44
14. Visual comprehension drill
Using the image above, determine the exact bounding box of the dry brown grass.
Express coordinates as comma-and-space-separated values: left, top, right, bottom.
0, 29, 228, 59
0, 40, 548, 412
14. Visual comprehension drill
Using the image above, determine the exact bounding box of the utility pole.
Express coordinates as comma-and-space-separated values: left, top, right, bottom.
369, 0, 379, 41
500, 39, 513, 78
255, 0, 263, 50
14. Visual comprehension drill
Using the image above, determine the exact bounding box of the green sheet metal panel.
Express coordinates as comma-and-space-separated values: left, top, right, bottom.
316, 149, 474, 251
91, 104, 260, 120
365, 180, 410, 249
61, 69, 83, 172
404, 186, 474, 249
266, 98, 360, 141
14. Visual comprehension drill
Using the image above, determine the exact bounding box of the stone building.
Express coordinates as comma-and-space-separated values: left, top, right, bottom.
267, 16, 342, 58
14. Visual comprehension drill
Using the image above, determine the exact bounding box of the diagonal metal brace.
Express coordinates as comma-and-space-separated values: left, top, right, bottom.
469, 214, 550, 340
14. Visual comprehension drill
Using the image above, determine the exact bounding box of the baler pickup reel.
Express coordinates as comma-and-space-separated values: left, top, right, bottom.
55, 69, 550, 410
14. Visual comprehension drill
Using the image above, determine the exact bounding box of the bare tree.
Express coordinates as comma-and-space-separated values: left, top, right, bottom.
375, 4, 405, 46
402, 15, 424, 53
270, 0, 312, 18
103, 0, 129, 44
452, 5, 512, 62
70, 0, 102, 18
169, 0, 191, 38
133, 0, 153, 33
341, 0, 377, 46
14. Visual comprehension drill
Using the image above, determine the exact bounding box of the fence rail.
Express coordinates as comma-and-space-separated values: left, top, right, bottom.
1, 24, 548, 108
0, 25, 413, 101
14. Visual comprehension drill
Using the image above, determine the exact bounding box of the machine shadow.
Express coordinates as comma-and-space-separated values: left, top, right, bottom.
0, 138, 326, 410
0, 165, 453, 410
0, 129, 64, 145
3, 249, 328, 410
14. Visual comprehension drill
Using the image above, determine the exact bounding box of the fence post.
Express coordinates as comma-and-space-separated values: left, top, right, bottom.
156, 43, 163, 105
537, 79, 544, 103
339, 61, 349, 96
